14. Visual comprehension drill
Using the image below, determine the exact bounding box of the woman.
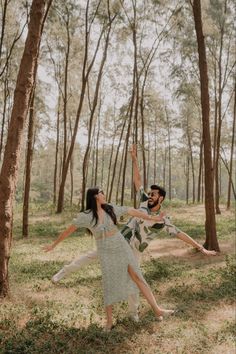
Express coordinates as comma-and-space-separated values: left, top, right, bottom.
44, 187, 174, 331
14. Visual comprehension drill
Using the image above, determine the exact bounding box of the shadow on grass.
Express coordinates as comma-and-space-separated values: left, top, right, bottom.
11, 259, 102, 287
1, 313, 156, 354
166, 255, 236, 318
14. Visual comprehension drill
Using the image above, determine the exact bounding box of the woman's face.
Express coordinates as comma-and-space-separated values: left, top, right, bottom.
96, 189, 106, 205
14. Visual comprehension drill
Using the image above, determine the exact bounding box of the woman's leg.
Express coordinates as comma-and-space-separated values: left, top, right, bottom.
105, 304, 113, 329
128, 265, 174, 318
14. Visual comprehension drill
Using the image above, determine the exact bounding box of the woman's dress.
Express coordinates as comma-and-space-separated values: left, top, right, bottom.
72, 205, 148, 306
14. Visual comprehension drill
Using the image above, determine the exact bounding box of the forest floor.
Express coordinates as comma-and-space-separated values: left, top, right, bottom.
0, 203, 235, 354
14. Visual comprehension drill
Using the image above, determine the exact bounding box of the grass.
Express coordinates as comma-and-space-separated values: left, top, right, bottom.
0, 203, 235, 353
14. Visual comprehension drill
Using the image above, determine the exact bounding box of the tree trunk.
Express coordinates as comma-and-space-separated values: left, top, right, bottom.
53, 95, 60, 204
197, 139, 203, 202
227, 82, 236, 209
106, 132, 115, 197
165, 108, 172, 200
22, 90, 36, 238
0, 68, 9, 161
116, 141, 126, 204
192, 0, 220, 251
100, 132, 106, 189
140, 71, 148, 190
186, 155, 189, 204
0, 0, 50, 297
57, 0, 104, 213
187, 128, 195, 203
81, 22, 112, 210
108, 117, 127, 202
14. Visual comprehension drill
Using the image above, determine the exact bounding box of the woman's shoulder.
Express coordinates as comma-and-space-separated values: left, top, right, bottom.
72, 210, 92, 226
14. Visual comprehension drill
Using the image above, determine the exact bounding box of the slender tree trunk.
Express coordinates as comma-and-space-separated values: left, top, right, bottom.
154, 122, 157, 184
186, 155, 189, 204
165, 108, 172, 200
140, 72, 148, 190
197, 139, 203, 202
70, 158, 73, 206
116, 141, 126, 204
106, 133, 115, 197
227, 82, 236, 209
100, 133, 105, 189
187, 129, 195, 203
81, 23, 112, 210
121, 117, 132, 205
0, 0, 50, 297
94, 117, 100, 186
53, 95, 60, 204
163, 146, 167, 189
22, 90, 36, 238
57, 0, 104, 212
0, 0, 8, 61
147, 125, 150, 186
192, 0, 220, 251
108, 117, 127, 202
90, 131, 96, 186
0, 69, 9, 160
215, 3, 227, 214
212, 57, 218, 187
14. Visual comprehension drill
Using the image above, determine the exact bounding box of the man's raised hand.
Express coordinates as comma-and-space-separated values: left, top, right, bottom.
129, 144, 137, 160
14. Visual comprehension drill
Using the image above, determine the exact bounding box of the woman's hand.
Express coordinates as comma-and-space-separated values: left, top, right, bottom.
42, 244, 55, 252
42, 225, 77, 253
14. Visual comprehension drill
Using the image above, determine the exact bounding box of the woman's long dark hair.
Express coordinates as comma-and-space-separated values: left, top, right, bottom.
85, 187, 117, 226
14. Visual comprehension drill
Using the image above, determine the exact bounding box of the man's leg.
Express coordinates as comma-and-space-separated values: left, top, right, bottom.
128, 293, 140, 322
52, 250, 98, 283
128, 242, 142, 321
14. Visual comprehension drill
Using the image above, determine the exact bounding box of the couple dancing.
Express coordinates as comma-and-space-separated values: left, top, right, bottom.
44, 145, 216, 331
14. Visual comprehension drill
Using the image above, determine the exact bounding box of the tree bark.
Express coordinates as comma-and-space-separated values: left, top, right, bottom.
108, 117, 127, 202
0, 67, 9, 161
165, 108, 172, 200
197, 139, 203, 202
227, 81, 236, 209
192, 0, 220, 251
53, 95, 60, 204
0, 0, 50, 297
22, 90, 36, 238
187, 127, 195, 203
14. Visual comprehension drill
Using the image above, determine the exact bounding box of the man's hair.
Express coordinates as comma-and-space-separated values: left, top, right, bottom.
150, 184, 166, 199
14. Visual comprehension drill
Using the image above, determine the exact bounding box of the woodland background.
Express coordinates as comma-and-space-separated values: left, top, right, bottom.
0, 1, 235, 353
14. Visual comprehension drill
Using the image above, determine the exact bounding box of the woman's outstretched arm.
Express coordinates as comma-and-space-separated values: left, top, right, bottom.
43, 225, 77, 252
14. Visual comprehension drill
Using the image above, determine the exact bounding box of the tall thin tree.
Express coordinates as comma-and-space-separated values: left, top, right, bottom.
192, 0, 220, 251
0, 0, 52, 297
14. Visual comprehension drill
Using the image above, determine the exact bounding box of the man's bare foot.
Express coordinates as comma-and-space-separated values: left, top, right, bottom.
156, 309, 176, 321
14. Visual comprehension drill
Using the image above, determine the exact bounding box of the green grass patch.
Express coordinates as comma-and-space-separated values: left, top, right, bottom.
1, 203, 234, 354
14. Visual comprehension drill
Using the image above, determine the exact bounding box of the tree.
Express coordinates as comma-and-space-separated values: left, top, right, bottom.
0, 0, 52, 297
192, 0, 220, 251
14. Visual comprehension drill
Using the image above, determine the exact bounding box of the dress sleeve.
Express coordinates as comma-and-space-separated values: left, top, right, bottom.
72, 212, 91, 228
112, 205, 130, 219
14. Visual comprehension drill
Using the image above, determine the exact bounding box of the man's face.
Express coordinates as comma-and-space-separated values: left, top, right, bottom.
147, 189, 162, 209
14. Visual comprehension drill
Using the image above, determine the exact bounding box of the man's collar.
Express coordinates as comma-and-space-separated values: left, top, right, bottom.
149, 204, 162, 214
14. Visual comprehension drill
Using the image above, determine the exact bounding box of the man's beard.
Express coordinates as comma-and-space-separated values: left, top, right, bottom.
147, 198, 160, 209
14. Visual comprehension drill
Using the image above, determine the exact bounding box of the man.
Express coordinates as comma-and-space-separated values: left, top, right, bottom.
51, 145, 216, 321
125, 144, 215, 258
